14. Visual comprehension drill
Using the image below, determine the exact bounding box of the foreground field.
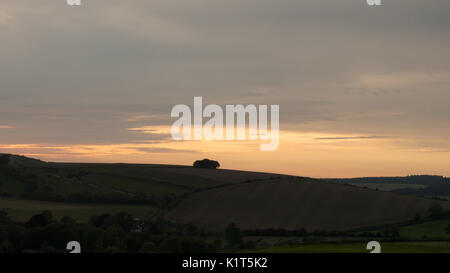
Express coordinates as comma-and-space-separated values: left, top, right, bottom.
168, 178, 450, 232
0, 198, 155, 223
353, 217, 450, 239
399, 218, 450, 239
248, 241, 450, 253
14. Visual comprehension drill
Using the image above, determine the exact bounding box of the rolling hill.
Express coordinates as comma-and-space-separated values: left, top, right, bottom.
167, 177, 450, 232
1, 153, 450, 233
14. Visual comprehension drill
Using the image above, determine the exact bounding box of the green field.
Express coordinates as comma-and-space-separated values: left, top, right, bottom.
398, 218, 450, 239
0, 198, 155, 223
247, 241, 450, 253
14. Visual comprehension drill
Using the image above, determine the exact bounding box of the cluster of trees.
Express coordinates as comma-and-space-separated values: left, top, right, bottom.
356, 228, 400, 239
0, 210, 221, 253
0, 210, 279, 253
244, 228, 307, 237
193, 159, 220, 169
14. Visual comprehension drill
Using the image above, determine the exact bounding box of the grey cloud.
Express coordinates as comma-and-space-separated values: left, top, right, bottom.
0, 0, 449, 146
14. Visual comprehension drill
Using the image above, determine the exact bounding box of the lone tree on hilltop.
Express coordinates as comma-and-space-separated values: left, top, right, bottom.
193, 159, 220, 169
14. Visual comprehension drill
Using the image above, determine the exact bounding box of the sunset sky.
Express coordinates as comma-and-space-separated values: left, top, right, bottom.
1, 0, 450, 178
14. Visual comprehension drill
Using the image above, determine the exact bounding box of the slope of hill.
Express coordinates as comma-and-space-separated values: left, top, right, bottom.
0, 153, 47, 168
167, 177, 450, 232
0, 154, 281, 208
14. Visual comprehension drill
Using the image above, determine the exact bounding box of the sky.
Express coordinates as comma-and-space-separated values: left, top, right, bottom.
0, 0, 450, 178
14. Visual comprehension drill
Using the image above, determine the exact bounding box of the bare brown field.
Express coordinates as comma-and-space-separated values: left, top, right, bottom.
167, 178, 450, 232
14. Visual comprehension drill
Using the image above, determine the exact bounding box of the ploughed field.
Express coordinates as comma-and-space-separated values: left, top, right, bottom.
167, 177, 450, 232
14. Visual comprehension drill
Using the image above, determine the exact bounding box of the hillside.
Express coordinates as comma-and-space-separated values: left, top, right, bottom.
167, 177, 450, 232
1, 154, 450, 233
0, 153, 47, 168
0, 154, 282, 213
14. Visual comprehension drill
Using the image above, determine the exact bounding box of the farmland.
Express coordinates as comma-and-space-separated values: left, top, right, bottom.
246, 241, 450, 253
2, 154, 450, 253
168, 178, 450, 232
0, 198, 155, 223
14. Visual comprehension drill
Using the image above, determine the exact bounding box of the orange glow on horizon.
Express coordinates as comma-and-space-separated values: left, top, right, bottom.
1, 126, 449, 178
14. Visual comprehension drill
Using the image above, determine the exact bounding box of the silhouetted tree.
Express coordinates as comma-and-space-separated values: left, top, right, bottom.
25, 211, 53, 228
225, 223, 243, 247
414, 213, 421, 222
193, 159, 220, 169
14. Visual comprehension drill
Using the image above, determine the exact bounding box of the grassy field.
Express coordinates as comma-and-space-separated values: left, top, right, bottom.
397, 219, 450, 239
247, 241, 450, 253
351, 217, 450, 239
0, 198, 156, 223
0, 160, 278, 202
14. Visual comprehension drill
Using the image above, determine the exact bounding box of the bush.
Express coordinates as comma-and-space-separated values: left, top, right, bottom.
428, 204, 444, 218
0, 240, 15, 253
225, 223, 243, 248
25, 211, 53, 228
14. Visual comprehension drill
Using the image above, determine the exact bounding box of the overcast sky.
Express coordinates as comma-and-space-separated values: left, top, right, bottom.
0, 0, 449, 177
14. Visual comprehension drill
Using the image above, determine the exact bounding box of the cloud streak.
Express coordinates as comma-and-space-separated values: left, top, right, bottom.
314, 136, 390, 141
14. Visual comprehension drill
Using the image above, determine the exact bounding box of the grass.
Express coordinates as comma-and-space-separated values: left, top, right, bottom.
247, 241, 450, 253
352, 217, 450, 239
0, 198, 156, 223
399, 218, 450, 239
6, 163, 243, 199
0, 163, 246, 206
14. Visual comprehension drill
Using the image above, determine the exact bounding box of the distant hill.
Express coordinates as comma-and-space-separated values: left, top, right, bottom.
325, 176, 450, 200
324, 175, 448, 186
